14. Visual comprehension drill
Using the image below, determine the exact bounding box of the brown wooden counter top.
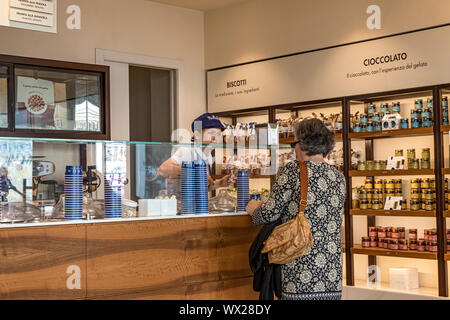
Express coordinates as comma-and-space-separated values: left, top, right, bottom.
0, 215, 260, 300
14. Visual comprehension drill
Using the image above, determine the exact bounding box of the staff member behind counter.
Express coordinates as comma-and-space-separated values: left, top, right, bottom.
157, 113, 236, 208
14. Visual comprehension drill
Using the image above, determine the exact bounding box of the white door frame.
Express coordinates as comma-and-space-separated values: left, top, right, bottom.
95, 48, 183, 141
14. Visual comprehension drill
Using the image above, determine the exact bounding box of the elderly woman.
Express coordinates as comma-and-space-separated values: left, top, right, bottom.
246, 118, 346, 300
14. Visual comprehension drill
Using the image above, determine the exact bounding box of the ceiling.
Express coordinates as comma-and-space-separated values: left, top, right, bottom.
148, 0, 248, 11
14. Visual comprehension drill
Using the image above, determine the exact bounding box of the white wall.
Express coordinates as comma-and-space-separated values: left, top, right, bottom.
0, 0, 205, 139
205, 0, 450, 69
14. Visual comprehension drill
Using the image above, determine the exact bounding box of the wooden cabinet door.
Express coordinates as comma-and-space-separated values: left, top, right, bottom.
0, 225, 87, 299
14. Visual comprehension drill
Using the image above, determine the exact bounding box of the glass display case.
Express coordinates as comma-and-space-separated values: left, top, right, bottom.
0, 54, 109, 140
0, 137, 290, 225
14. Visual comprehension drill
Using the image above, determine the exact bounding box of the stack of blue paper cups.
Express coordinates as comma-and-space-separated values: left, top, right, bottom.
64, 166, 83, 220
104, 177, 122, 218
237, 170, 250, 212
181, 161, 195, 214
194, 160, 209, 214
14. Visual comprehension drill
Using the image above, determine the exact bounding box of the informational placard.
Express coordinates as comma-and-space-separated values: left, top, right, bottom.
9, 0, 54, 14
0, 0, 57, 33
16, 76, 54, 114
9, 7, 53, 27
207, 25, 450, 113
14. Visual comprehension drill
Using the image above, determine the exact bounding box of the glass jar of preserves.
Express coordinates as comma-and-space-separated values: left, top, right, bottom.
410, 178, 421, 189
385, 179, 395, 189
373, 190, 383, 199
424, 230, 429, 241
362, 237, 371, 248
368, 226, 377, 237
415, 99, 424, 110
370, 237, 377, 247
420, 179, 430, 189
397, 227, 405, 238
417, 239, 425, 252
372, 199, 383, 210
374, 121, 382, 131
410, 200, 421, 211
374, 160, 382, 171
394, 189, 403, 197
353, 122, 361, 133
425, 199, 433, 211
399, 239, 408, 250
401, 199, 408, 210
377, 227, 387, 239
429, 241, 438, 252
391, 227, 399, 239
357, 161, 366, 171
430, 230, 438, 242
409, 239, 418, 251
395, 149, 404, 157
394, 179, 402, 189
360, 114, 368, 123
389, 239, 399, 250
366, 161, 374, 171
445, 178, 449, 190
359, 189, 368, 199
365, 177, 374, 187
421, 159, 431, 169
374, 179, 383, 189
411, 159, 420, 169
422, 148, 431, 160
410, 189, 421, 199
423, 189, 433, 200
430, 179, 436, 189
366, 189, 374, 200
422, 117, 433, 127
367, 122, 374, 132
408, 229, 418, 240
360, 199, 369, 210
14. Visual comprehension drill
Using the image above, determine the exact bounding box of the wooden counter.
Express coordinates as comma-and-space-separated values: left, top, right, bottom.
0, 214, 260, 300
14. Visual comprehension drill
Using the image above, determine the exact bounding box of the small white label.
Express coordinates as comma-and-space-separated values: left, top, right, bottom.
9, 0, 54, 14
9, 7, 53, 27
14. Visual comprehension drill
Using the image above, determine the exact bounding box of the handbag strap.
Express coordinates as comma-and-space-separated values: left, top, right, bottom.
298, 161, 308, 213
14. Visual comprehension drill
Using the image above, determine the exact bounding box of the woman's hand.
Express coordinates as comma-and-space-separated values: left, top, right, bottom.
246, 199, 262, 217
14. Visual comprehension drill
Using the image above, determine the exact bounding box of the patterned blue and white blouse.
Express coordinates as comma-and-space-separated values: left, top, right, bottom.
252, 160, 346, 300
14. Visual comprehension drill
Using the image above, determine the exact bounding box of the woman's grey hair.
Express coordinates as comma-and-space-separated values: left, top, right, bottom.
293, 118, 335, 157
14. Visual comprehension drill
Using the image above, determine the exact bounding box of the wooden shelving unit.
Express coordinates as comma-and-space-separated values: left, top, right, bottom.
351, 245, 437, 260
348, 127, 433, 140
350, 209, 436, 217
279, 132, 342, 144
215, 84, 450, 297
349, 169, 434, 177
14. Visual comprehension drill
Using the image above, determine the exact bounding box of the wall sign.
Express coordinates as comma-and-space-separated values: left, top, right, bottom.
207, 25, 450, 113
0, 0, 57, 33
9, 0, 55, 14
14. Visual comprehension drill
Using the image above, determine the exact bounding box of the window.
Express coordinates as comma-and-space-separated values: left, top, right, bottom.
15, 66, 102, 132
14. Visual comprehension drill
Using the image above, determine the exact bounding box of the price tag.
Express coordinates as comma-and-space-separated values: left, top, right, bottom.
384, 196, 403, 210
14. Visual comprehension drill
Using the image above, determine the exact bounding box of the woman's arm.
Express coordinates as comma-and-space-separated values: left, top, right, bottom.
250, 161, 298, 226
157, 158, 182, 179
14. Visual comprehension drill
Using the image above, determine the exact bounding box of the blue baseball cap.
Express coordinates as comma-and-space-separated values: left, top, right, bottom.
191, 113, 225, 132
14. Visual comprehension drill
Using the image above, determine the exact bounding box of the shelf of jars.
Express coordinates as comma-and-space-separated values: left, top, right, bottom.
348, 127, 434, 140
349, 169, 435, 177
350, 209, 436, 217
351, 245, 437, 260
279, 132, 343, 144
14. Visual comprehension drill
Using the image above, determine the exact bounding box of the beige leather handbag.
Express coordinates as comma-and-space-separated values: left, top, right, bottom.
261, 161, 314, 265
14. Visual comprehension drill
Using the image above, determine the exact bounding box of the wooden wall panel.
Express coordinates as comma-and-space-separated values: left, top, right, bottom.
86, 216, 259, 299
0, 225, 86, 299
88, 277, 258, 300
